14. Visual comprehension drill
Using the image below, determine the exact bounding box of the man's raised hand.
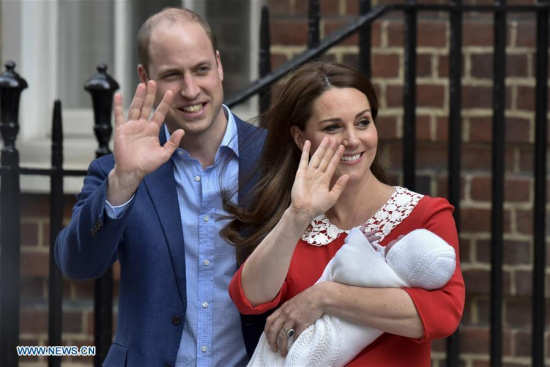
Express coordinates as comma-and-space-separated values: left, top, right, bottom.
107, 81, 184, 205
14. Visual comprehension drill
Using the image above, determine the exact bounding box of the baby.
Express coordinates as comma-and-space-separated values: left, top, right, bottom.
248, 228, 456, 367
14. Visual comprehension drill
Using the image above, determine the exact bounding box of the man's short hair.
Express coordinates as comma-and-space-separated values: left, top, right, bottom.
137, 7, 218, 73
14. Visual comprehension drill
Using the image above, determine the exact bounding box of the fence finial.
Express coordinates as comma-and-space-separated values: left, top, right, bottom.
84, 63, 119, 158
0, 60, 28, 154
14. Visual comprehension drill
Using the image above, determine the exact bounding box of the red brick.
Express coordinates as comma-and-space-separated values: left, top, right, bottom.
385, 143, 403, 169
271, 53, 288, 70
462, 145, 491, 170
323, 20, 359, 45
505, 299, 531, 328
516, 208, 533, 236
517, 146, 533, 173
460, 207, 492, 232
346, 0, 358, 15
435, 175, 466, 200
514, 270, 532, 297
477, 239, 530, 272
270, 20, 308, 45
21, 194, 49, 217
21, 221, 40, 247
71, 279, 95, 299
515, 330, 531, 357
463, 269, 491, 293
431, 337, 446, 352
470, 53, 493, 79
372, 53, 400, 78
462, 294, 475, 324
341, 53, 360, 71
293, 0, 309, 16
458, 237, 473, 263
371, 21, 382, 48
471, 176, 531, 203
503, 240, 531, 265
418, 84, 445, 108
63, 310, 84, 333
477, 297, 490, 325
438, 54, 449, 77
385, 85, 403, 108
293, 0, 341, 16
463, 21, 493, 47
516, 22, 535, 47
506, 54, 529, 77
462, 86, 492, 109
21, 308, 48, 334
21, 251, 49, 277
506, 117, 531, 144
434, 116, 449, 142
21, 278, 45, 302
417, 21, 447, 48
268, 0, 292, 16
376, 115, 398, 140
516, 86, 534, 111
416, 115, 431, 141
416, 53, 432, 77
418, 144, 448, 169
387, 21, 403, 47
321, 0, 341, 16
459, 326, 490, 353
468, 117, 491, 143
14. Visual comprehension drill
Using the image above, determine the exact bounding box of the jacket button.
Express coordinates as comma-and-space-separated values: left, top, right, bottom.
172, 316, 182, 325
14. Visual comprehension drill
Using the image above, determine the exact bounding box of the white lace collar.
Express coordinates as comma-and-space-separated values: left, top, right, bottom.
301, 186, 424, 246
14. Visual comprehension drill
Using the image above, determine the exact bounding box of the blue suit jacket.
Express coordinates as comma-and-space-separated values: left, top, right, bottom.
55, 117, 267, 366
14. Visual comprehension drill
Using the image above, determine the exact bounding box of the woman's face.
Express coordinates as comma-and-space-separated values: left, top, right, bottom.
291, 87, 378, 185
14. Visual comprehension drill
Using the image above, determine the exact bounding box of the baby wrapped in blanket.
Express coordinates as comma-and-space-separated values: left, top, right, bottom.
248, 228, 456, 367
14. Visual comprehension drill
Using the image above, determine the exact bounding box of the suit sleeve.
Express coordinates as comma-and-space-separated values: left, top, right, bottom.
404, 197, 465, 342
54, 157, 134, 280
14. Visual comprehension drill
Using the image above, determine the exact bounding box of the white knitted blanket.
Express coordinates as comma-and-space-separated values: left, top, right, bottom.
248, 228, 421, 367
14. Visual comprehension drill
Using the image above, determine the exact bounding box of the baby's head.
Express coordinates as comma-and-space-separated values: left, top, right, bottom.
385, 229, 456, 290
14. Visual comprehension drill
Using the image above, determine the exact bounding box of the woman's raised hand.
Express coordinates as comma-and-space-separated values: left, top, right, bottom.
289, 137, 349, 222
107, 81, 184, 205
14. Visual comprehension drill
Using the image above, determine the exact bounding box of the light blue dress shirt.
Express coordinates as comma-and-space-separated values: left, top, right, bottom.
106, 106, 248, 367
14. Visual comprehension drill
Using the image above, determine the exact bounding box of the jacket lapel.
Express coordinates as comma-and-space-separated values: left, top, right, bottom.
142, 127, 187, 305
236, 116, 265, 208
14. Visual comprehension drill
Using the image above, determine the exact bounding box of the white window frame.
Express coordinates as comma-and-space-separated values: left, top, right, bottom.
1, 0, 263, 193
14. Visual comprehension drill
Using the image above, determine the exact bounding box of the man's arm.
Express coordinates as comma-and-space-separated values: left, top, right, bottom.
54, 81, 184, 279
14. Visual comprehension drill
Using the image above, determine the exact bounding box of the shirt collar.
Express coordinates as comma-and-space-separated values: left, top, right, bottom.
164, 104, 239, 158
220, 104, 239, 157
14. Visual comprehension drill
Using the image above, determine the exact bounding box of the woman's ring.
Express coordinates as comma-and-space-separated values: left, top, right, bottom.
281, 326, 295, 338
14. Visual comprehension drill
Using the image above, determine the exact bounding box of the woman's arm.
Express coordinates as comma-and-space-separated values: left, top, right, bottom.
264, 196, 464, 354
240, 207, 312, 306
319, 282, 423, 337
240, 138, 349, 306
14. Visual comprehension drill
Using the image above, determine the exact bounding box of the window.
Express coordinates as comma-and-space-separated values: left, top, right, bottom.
0, 0, 264, 192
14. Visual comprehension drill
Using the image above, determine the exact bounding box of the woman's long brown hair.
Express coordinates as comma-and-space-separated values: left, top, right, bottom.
222, 60, 385, 264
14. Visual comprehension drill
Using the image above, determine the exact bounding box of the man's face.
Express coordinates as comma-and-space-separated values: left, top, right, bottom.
139, 22, 225, 139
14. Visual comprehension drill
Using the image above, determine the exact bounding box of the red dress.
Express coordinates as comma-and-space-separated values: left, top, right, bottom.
230, 187, 465, 367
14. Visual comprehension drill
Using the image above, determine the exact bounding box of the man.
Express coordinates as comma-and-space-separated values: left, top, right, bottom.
55, 7, 265, 366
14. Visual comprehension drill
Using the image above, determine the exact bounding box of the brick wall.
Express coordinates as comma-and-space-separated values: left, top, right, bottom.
266, 0, 547, 366
19, 194, 120, 367
17, 0, 548, 366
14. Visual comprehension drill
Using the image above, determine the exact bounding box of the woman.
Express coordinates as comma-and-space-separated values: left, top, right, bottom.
223, 61, 464, 366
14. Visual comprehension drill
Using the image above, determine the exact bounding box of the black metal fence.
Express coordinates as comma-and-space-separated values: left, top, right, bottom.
0, 0, 548, 366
